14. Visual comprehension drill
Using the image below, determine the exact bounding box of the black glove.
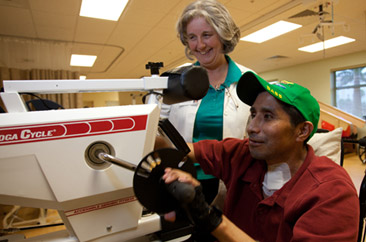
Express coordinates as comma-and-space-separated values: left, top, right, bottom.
185, 185, 223, 233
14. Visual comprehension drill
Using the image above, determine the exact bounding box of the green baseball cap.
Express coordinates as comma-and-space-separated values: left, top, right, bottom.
236, 71, 320, 138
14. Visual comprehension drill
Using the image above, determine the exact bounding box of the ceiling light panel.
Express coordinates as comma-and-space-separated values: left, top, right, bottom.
298, 36, 356, 53
70, 54, 97, 67
241, 20, 302, 43
80, 0, 128, 21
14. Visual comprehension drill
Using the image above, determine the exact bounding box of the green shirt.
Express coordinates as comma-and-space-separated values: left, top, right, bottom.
193, 56, 243, 180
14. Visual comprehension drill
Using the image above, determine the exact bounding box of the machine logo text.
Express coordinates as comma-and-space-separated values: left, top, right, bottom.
0, 115, 147, 146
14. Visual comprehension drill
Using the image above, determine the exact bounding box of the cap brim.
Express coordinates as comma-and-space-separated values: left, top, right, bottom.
236, 71, 266, 106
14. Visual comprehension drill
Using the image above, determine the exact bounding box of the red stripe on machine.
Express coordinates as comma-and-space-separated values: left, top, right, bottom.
64, 196, 137, 217
0, 115, 147, 146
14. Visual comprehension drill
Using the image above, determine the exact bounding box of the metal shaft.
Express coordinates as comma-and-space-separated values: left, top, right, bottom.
97, 152, 136, 172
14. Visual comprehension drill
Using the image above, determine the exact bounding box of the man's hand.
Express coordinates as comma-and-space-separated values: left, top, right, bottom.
162, 167, 200, 187
162, 168, 255, 242
162, 168, 223, 233
162, 167, 200, 223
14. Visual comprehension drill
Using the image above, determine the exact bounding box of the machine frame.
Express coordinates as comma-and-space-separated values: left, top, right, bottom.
0, 75, 169, 242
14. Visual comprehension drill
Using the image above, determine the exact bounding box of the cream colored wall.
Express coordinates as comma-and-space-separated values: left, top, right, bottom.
82, 92, 119, 107
82, 91, 146, 107
118, 91, 146, 105
80, 52, 366, 134
259, 50, 366, 105
81, 51, 366, 108
259, 50, 366, 136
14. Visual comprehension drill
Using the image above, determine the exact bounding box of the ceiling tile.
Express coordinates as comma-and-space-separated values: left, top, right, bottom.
0, 6, 36, 37
32, 11, 77, 41
74, 16, 117, 43
29, 0, 80, 15
0, 0, 364, 78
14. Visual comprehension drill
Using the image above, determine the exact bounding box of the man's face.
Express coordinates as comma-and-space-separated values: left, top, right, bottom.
247, 92, 299, 165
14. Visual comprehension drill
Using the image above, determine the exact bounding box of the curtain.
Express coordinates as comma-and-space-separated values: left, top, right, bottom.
0, 67, 83, 111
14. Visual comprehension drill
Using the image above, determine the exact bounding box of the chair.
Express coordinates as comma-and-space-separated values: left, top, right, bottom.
26, 99, 64, 111
358, 137, 366, 164
358, 170, 366, 242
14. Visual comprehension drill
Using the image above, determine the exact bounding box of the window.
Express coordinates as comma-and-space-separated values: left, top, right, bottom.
333, 65, 366, 120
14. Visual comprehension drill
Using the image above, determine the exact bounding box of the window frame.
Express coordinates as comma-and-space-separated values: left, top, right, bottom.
331, 64, 366, 120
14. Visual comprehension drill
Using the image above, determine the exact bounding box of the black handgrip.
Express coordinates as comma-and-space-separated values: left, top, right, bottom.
161, 65, 209, 104
165, 180, 195, 204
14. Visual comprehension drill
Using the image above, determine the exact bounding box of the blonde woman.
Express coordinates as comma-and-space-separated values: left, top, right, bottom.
161, 0, 253, 206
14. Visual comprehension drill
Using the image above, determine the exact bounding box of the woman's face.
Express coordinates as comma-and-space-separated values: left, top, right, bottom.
186, 16, 224, 69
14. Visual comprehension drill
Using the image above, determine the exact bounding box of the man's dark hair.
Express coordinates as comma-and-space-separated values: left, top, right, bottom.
278, 100, 310, 143
279, 101, 306, 127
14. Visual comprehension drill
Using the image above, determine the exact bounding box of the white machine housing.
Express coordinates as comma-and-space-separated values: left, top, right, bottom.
0, 77, 168, 241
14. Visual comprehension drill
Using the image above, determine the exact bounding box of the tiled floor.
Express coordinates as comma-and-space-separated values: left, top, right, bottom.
343, 152, 365, 194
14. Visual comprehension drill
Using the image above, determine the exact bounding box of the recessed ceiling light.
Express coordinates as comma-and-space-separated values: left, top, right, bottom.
70, 54, 97, 67
80, 0, 129, 21
240, 20, 302, 43
298, 36, 355, 53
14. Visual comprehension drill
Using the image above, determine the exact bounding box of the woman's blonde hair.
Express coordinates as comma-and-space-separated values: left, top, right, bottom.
176, 0, 240, 60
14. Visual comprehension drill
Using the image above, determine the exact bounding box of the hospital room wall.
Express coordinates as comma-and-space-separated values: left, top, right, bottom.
258, 50, 366, 105
82, 91, 145, 107
258, 50, 366, 137
80, 50, 366, 131
82, 92, 119, 107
